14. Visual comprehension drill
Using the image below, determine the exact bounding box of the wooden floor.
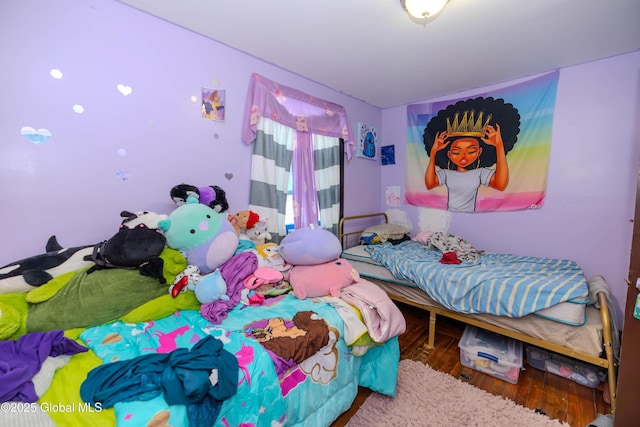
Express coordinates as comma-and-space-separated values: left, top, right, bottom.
332, 302, 611, 427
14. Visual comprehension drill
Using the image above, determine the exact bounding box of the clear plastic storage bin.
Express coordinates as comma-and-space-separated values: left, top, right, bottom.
458, 326, 523, 384
525, 345, 607, 388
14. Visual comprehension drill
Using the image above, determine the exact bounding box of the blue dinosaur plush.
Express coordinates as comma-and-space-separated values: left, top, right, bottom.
158, 196, 238, 274
188, 268, 230, 304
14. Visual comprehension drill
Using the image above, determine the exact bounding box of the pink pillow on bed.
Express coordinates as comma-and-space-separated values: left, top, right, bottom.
289, 259, 359, 299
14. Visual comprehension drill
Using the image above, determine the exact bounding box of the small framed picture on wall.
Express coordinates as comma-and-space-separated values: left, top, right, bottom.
356, 122, 378, 160
381, 145, 396, 165
201, 88, 225, 121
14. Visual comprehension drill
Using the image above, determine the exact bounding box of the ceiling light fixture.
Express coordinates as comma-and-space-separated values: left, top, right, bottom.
402, 0, 450, 19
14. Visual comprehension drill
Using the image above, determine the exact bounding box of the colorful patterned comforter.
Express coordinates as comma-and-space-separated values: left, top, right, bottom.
367, 241, 588, 318
77, 293, 399, 427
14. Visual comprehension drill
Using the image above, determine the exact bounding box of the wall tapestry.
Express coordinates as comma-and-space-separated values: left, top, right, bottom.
405, 71, 559, 212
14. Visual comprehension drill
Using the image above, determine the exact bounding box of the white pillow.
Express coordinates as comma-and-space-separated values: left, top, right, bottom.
361, 223, 410, 242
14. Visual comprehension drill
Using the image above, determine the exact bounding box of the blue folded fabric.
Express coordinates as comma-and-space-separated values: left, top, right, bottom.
80, 335, 238, 426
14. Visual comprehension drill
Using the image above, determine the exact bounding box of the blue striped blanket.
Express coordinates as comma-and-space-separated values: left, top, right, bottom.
366, 241, 589, 317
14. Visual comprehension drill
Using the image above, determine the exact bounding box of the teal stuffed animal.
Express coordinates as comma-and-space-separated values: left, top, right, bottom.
188, 268, 229, 304
158, 196, 239, 274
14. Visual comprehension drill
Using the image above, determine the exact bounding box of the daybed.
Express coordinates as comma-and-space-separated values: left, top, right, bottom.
0, 218, 401, 427
338, 212, 618, 413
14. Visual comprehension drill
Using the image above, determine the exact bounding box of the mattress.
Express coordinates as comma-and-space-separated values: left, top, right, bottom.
343, 244, 588, 325
342, 246, 602, 357
366, 241, 589, 320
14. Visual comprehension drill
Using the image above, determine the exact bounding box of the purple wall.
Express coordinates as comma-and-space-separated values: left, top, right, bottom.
3, 0, 637, 327
381, 51, 640, 325
0, 0, 380, 263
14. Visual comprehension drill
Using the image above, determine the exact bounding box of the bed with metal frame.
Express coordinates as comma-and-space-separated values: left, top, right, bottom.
338, 212, 617, 413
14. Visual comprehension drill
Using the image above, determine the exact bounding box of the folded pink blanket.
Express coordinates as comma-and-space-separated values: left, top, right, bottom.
340, 279, 406, 343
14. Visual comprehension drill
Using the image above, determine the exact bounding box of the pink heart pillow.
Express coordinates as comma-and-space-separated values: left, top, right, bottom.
244, 267, 283, 290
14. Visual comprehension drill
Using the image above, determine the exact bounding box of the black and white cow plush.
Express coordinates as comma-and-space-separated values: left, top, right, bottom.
119, 210, 168, 229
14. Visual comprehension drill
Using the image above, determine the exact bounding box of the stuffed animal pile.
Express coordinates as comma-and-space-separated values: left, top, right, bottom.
0, 203, 405, 353
227, 210, 273, 247
278, 224, 359, 299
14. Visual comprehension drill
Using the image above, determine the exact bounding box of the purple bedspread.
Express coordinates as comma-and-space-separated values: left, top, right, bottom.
0, 330, 88, 402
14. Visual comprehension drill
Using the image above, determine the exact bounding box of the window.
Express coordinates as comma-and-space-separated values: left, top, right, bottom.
285, 173, 294, 234
242, 74, 352, 243
248, 118, 343, 242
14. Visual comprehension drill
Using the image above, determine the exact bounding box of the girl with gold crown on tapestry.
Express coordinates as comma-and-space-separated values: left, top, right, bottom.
423, 97, 521, 212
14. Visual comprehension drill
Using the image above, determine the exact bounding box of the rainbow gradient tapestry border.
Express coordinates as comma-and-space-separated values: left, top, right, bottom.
406, 71, 559, 212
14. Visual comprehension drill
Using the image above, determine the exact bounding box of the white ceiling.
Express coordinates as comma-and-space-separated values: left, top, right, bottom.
117, 0, 640, 109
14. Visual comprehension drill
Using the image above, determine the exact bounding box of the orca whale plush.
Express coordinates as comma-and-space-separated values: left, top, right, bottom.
0, 236, 95, 294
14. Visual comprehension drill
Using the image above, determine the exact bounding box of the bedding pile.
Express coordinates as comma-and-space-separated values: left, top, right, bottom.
0, 207, 405, 427
71, 296, 400, 427
366, 239, 589, 318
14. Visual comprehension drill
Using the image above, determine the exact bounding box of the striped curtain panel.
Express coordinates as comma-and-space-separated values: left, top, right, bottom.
248, 117, 341, 242
248, 117, 294, 243
312, 133, 341, 236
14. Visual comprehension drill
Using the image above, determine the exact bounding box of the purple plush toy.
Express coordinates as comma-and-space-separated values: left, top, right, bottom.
158, 197, 238, 274
278, 224, 342, 266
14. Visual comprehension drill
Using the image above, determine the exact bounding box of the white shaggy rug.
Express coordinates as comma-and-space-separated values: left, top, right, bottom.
346, 359, 568, 427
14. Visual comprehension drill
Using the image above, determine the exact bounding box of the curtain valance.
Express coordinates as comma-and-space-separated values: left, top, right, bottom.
242, 73, 355, 159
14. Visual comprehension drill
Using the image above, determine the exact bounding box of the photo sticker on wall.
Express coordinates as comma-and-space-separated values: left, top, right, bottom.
202, 88, 225, 121
116, 170, 131, 181
50, 69, 63, 79
381, 145, 396, 165
21, 127, 52, 145
117, 84, 133, 96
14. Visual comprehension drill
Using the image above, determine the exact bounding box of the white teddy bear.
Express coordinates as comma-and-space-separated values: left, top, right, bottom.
244, 219, 272, 246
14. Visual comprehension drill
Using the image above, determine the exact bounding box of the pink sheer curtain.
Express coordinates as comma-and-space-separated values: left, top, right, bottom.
292, 130, 318, 229
244, 73, 345, 234
242, 73, 355, 160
